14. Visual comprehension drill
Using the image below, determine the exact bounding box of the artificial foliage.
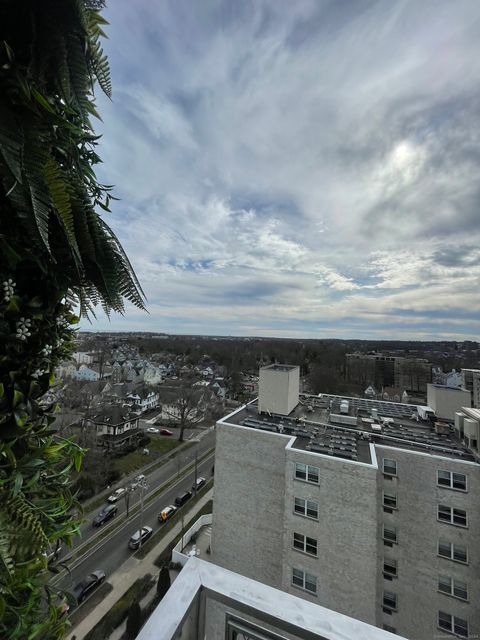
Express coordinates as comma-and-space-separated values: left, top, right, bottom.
0, 1, 145, 637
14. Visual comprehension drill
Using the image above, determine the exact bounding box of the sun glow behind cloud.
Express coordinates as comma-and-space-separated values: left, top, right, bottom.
83, 0, 480, 340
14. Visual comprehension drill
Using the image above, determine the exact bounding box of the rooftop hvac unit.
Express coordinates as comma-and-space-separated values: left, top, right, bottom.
435, 422, 450, 435
371, 424, 382, 432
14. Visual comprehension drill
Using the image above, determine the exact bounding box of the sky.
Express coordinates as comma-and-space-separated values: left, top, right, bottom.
84, 0, 480, 340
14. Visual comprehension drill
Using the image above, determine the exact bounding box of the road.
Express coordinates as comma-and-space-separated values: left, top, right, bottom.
59, 450, 215, 594
57, 427, 215, 580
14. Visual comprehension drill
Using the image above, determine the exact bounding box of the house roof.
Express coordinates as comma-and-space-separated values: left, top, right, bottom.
92, 405, 137, 425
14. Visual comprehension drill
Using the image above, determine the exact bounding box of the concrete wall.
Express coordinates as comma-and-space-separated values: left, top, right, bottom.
211, 422, 289, 588
283, 448, 378, 625
258, 365, 300, 416
172, 514, 212, 567
375, 446, 480, 640
427, 385, 471, 420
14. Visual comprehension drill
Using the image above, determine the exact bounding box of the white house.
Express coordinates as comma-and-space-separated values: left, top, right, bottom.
125, 387, 159, 413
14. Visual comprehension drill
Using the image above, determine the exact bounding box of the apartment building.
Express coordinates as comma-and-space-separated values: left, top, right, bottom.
211, 364, 479, 640
346, 353, 432, 393
461, 368, 480, 408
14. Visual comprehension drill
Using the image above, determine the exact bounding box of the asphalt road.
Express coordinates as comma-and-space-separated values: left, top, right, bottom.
59, 449, 215, 594
70, 428, 215, 550
56, 426, 215, 584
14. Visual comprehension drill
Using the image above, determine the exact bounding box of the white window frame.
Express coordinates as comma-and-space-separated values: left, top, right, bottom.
437, 540, 468, 564
438, 575, 468, 601
293, 532, 317, 557
437, 470, 467, 492
383, 491, 398, 509
295, 463, 319, 484
383, 590, 397, 610
294, 497, 318, 520
437, 505, 467, 527
292, 567, 317, 594
383, 458, 397, 476
383, 524, 397, 543
438, 611, 468, 638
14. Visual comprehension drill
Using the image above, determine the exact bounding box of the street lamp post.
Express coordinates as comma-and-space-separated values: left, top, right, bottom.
138, 480, 149, 549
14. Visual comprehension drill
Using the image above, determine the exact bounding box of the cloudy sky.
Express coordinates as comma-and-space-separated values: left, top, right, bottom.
85, 0, 480, 340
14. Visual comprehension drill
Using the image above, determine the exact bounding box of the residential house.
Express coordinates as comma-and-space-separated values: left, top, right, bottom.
92, 405, 140, 451
72, 364, 100, 382
125, 386, 159, 414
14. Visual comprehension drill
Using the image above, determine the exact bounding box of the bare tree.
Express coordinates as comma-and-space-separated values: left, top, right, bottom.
163, 379, 205, 442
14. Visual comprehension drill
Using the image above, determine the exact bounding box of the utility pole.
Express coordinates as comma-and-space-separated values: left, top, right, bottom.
137, 479, 149, 548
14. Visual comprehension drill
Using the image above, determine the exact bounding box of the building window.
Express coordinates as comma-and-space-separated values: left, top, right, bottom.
383, 624, 396, 634
383, 524, 397, 543
383, 491, 397, 509
294, 497, 318, 520
438, 576, 468, 601
384, 559, 397, 577
295, 463, 319, 484
383, 591, 397, 610
438, 505, 467, 527
383, 459, 397, 476
438, 540, 468, 564
438, 611, 468, 638
437, 470, 467, 491
292, 568, 317, 594
293, 532, 317, 556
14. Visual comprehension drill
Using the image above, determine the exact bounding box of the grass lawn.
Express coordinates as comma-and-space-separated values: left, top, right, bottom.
113, 437, 180, 476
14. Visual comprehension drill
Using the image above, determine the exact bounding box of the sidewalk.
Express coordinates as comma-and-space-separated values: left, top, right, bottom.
67, 488, 213, 640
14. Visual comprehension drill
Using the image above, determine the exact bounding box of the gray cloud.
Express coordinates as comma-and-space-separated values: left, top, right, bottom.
83, 0, 480, 339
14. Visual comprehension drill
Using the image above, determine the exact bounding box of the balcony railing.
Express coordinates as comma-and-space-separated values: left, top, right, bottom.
136, 557, 403, 640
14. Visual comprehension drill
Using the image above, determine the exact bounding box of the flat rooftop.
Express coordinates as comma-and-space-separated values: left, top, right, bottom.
220, 393, 476, 464
261, 364, 298, 372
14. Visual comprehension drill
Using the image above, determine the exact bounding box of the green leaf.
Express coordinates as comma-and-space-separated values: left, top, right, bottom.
13, 472, 23, 495
13, 390, 23, 408
0, 383, 4, 398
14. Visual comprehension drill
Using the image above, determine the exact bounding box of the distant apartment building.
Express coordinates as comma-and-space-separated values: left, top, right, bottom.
346, 353, 431, 393
211, 364, 479, 640
461, 369, 480, 409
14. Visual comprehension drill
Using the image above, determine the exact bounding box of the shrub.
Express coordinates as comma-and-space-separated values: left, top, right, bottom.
125, 602, 142, 639
156, 566, 171, 601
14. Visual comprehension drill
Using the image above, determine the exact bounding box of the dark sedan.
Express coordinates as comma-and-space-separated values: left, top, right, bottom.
92, 504, 118, 527
73, 570, 106, 604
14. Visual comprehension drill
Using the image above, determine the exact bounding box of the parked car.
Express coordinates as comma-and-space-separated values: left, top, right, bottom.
92, 504, 118, 527
160, 428, 172, 436
158, 505, 177, 523
174, 490, 192, 507
73, 570, 106, 604
128, 526, 153, 550
147, 427, 159, 433
192, 477, 206, 492
107, 487, 127, 503
43, 541, 63, 565
130, 474, 146, 490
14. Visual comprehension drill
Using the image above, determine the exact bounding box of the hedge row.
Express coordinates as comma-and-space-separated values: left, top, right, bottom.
82, 574, 154, 640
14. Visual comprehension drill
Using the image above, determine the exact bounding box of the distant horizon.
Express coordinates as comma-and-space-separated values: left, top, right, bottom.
77, 329, 479, 345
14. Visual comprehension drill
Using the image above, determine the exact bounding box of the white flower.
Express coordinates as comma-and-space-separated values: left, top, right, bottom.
41, 344, 53, 357
2, 279, 15, 302
16, 317, 32, 341
32, 369, 46, 379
